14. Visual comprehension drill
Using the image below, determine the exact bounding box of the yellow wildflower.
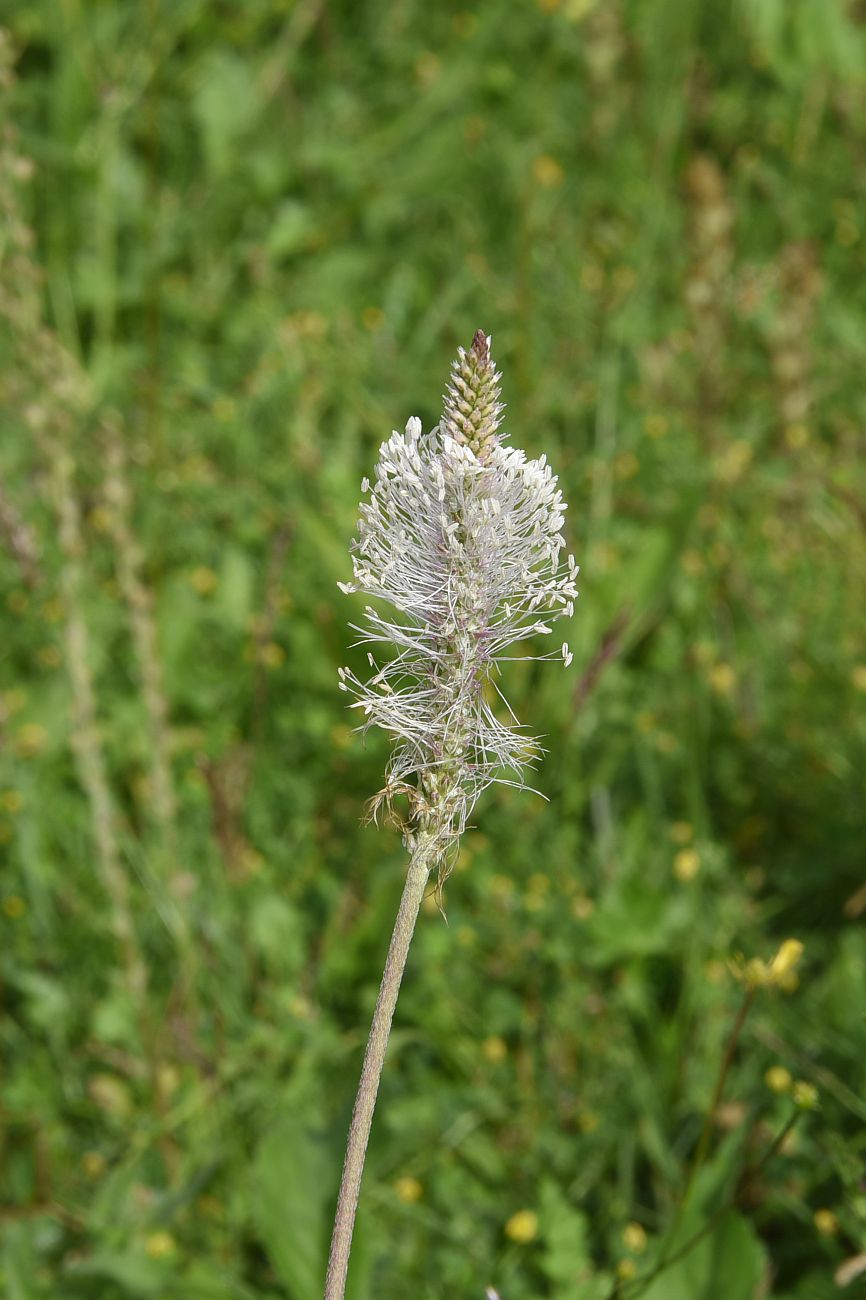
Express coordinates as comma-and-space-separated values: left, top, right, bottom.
793, 1081, 819, 1110
813, 1209, 838, 1237
37, 645, 62, 668
15, 723, 47, 757
623, 1222, 647, 1254
709, 663, 737, 697
189, 566, 218, 596
532, 155, 565, 188
764, 1066, 792, 1094
505, 1210, 538, 1243
2, 689, 26, 715
259, 641, 285, 668
413, 52, 441, 88
145, 1231, 176, 1259
362, 306, 385, 332
731, 940, 803, 990
82, 1151, 106, 1178
394, 1176, 423, 1204
644, 414, 668, 439
673, 849, 700, 882
768, 939, 803, 985
89, 506, 114, 534
784, 423, 809, 449
614, 451, 640, 480
41, 598, 64, 623
483, 1036, 508, 1064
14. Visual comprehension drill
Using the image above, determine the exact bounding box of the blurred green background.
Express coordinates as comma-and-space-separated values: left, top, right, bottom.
2, 2, 866, 1297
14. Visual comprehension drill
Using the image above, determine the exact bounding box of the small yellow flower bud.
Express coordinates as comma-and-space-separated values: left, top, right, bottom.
482, 1035, 508, 1064
784, 423, 809, 449
768, 939, 803, 985
145, 1231, 176, 1258
670, 820, 693, 845
673, 848, 700, 882
813, 1209, 838, 1237
532, 154, 565, 188
15, 723, 48, 757
644, 414, 668, 439
622, 1222, 647, 1254
505, 1210, 538, 1243
394, 1176, 423, 1204
792, 1080, 819, 1110
88, 1073, 134, 1119
709, 662, 737, 697
764, 1066, 792, 1094
681, 549, 705, 577
260, 641, 285, 668
82, 1151, 107, 1178
189, 566, 218, 596
37, 645, 62, 668
614, 451, 640, 480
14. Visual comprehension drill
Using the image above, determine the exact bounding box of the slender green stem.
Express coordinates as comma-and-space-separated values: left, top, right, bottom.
608, 985, 758, 1300
324, 835, 435, 1300
612, 1105, 802, 1300
660, 986, 755, 1240
688, 987, 756, 1186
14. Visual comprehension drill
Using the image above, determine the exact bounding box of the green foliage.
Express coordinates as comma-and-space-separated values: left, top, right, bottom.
2, 0, 866, 1297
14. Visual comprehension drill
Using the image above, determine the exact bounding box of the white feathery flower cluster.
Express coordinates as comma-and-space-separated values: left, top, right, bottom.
338, 332, 578, 858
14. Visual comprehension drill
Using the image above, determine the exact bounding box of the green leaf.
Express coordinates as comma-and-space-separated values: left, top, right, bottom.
267, 202, 317, 261
539, 1180, 611, 1300
250, 1114, 329, 1300
2, 1224, 43, 1300
191, 51, 260, 177
248, 894, 305, 976
641, 1212, 765, 1300
66, 1249, 171, 1296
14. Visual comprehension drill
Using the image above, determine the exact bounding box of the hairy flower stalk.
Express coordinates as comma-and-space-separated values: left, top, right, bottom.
324, 332, 578, 1300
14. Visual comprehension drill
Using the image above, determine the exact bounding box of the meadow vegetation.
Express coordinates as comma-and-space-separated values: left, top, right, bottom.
1, 2, 866, 1297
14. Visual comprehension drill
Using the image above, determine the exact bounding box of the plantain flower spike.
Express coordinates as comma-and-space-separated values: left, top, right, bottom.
338, 331, 579, 870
